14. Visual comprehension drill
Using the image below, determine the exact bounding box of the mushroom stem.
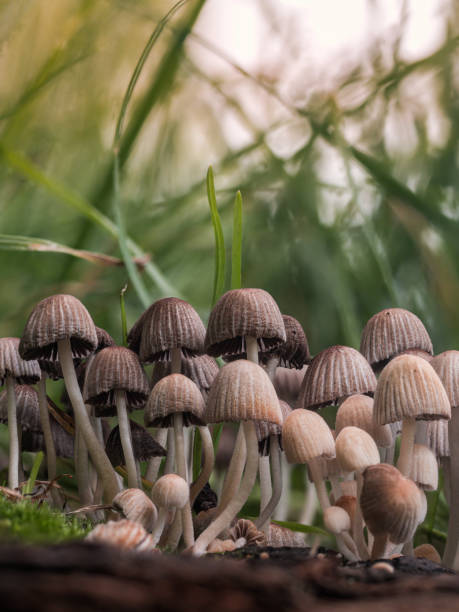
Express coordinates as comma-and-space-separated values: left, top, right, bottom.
274, 459, 291, 521
6, 375, 19, 490
258, 455, 272, 514
354, 472, 370, 560
37, 375, 57, 488
443, 415, 459, 568
245, 336, 259, 364
265, 356, 279, 381
299, 478, 318, 525
190, 425, 215, 506
371, 533, 389, 560
336, 534, 359, 561
58, 338, 120, 503
151, 507, 168, 547
145, 428, 168, 483
191, 421, 259, 556
216, 425, 247, 512
174, 413, 194, 547
397, 417, 416, 476
115, 390, 139, 489
76, 428, 92, 506
308, 459, 330, 512
163, 428, 175, 474
256, 435, 283, 533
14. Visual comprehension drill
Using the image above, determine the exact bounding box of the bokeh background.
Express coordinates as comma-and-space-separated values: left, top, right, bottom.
1, 0, 458, 356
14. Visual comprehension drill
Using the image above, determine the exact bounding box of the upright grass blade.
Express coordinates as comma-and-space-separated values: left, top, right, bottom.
231, 190, 243, 290
119, 284, 128, 346
23, 452, 44, 496
192, 428, 203, 482
207, 166, 226, 306
271, 519, 328, 537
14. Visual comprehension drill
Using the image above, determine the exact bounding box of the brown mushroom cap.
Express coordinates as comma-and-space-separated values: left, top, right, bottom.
105, 420, 166, 466
145, 373, 206, 427
151, 473, 189, 509
335, 426, 380, 473
19, 294, 98, 360
335, 394, 393, 448
299, 345, 376, 410
430, 350, 459, 409
409, 444, 438, 491
112, 488, 158, 531
360, 308, 433, 373
21, 415, 74, 457
83, 346, 149, 415
151, 354, 219, 398
255, 400, 291, 455
135, 297, 206, 363
282, 408, 335, 464
0, 338, 41, 385
258, 315, 310, 368
95, 326, 116, 351
273, 365, 307, 408
205, 359, 282, 425
205, 288, 286, 358
374, 354, 451, 424
0, 384, 40, 431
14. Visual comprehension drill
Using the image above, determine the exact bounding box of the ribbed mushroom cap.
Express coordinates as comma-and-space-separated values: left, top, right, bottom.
83, 346, 149, 415
151, 354, 219, 398
95, 326, 116, 351
0, 338, 41, 385
136, 297, 206, 363
151, 473, 189, 509
410, 444, 438, 491
299, 345, 376, 410
21, 418, 74, 457
374, 355, 451, 425
426, 419, 449, 458
205, 359, 282, 425
19, 294, 98, 361
255, 400, 291, 455
85, 519, 157, 552
205, 288, 286, 358
273, 365, 307, 408
399, 349, 433, 362
430, 350, 459, 409
112, 488, 158, 531
335, 426, 380, 473
0, 384, 40, 431
259, 315, 310, 368
105, 421, 166, 467
323, 506, 351, 535
360, 463, 425, 544
282, 409, 335, 464
360, 308, 433, 372
335, 395, 393, 448
145, 373, 206, 427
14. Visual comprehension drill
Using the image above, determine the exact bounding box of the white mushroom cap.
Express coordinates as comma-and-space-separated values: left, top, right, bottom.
112, 488, 158, 531
151, 474, 189, 510
282, 409, 335, 464
335, 426, 380, 473
336, 394, 392, 448
323, 506, 352, 535
410, 444, 438, 491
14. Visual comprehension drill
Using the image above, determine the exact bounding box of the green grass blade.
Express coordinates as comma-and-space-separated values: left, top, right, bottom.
207, 166, 226, 305
23, 452, 44, 496
231, 190, 243, 289
271, 519, 328, 537
192, 428, 202, 482
120, 284, 128, 346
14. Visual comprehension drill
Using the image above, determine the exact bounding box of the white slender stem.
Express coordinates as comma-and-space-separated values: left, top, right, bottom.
174, 413, 194, 547
116, 390, 139, 489
444, 414, 459, 568
76, 427, 92, 505
37, 375, 57, 484
397, 417, 416, 476
164, 428, 175, 475
299, 478, 318, 525
257, 435, 283, 532
336, 533, 359, 562
442, 456, 451, 506
6, 376, 19, 490
371, 533, 389, 560
354, 472, 369, 560
192, 421, 259, 556
258, 455, 272, 513
190, 425, 215, 506
308, 460, 330, 511
245, 336, 259, 364
274, 458, 291, 521
146, 428, 168, 483
265, 356, 279, 382
329, 475, 342, 502
385, 440, 396, 465
58, 338, 120, 503
217, 425, 247, 513
151, 507, 168, 547
17, 426, 24, 485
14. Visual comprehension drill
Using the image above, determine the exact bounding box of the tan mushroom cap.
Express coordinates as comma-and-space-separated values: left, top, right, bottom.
145, 373, 206, 427
323, 506, 351, 535
299, 345, 376, 410
138, 297, 206, 363
255, 400, 291, 443
260, 314, 310, 369
282, 409, 335, 464
374, 354, 451, 425
335, 495, 357, 527
85, 519, 157, 552
335, 426, 380, 473
414, 543, 441, 564
205, 360, 282, 425
205, 288, 286, 358
274, 365, 307, 408
19, 294, 98, 360
336, 394, 393, 448
151, 354, 219, 398
360, 308, 433, 372
426, 418, 449, 458
0, 338, 41, 385
360, 463, 425, 544
151, 473, 189, 509
430, 350, 459, 409
112, 488, 158, 531
84, 346, 149, 414
409, 444, 438, 491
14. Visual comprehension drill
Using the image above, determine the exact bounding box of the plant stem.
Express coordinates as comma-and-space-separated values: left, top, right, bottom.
354, 472, 369, 560
174, 413, 194, 547
216, 425, 247, 512
190, 425, 215, 506
145, 428, 168, 483
258, 454, 272, 515
256, 435, 283, 533
397, 417, 416, 476
6, 376, 19, 490
246, 336, 258, 364
116, 390, 139, 489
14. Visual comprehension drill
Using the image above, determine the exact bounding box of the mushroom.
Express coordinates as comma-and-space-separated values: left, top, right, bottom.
260, 314, 310, 380
85, 519, 158, 552
112, 488, 158, 531
323, 506, 359, 561
273, 365, 308, 408
150, 473, 190, 547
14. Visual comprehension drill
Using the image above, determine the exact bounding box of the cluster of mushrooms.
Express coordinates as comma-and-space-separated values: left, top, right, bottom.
0, 290, 457, 564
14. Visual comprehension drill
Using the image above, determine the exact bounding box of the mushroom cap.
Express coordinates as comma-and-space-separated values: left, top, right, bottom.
151, 354, 219, 398
21, 416, 74, 457
414, 543, 441, 564
335, 495, 357, 526
19, 294, 98, 360
95, 326, 116, 351
112, 488, 158, 531
360, 463, 425, 544
409, 444, 438, 491
205, 288, 286, 358
273, 365, 307, 408
299, 345, 376, 410
85, 519, 157, 551
282, 408, 335, 464
135, 297, 206, 363
205, 359, 282, 425
323, 506, 351, 535
151, 473, 189, 509
145, 373, 206, 427
259, 314, 310, 368
255, 400, 291, 455
335, 426, 380, 473
83, 346, 149, 415
0, 384, 40, 430
430, 350, 459, 409
360, 308, 433, 372
105, 420, 166, 466
0, 338, 41, 385
374, 355, 451, 425
335, 394, 393, 448
426, 418, 449, 458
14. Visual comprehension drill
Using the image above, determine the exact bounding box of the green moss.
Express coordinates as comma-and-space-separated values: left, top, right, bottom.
0, 496, 90, 544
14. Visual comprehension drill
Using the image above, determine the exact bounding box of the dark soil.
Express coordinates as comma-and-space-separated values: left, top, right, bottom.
0, 542, 458, 612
